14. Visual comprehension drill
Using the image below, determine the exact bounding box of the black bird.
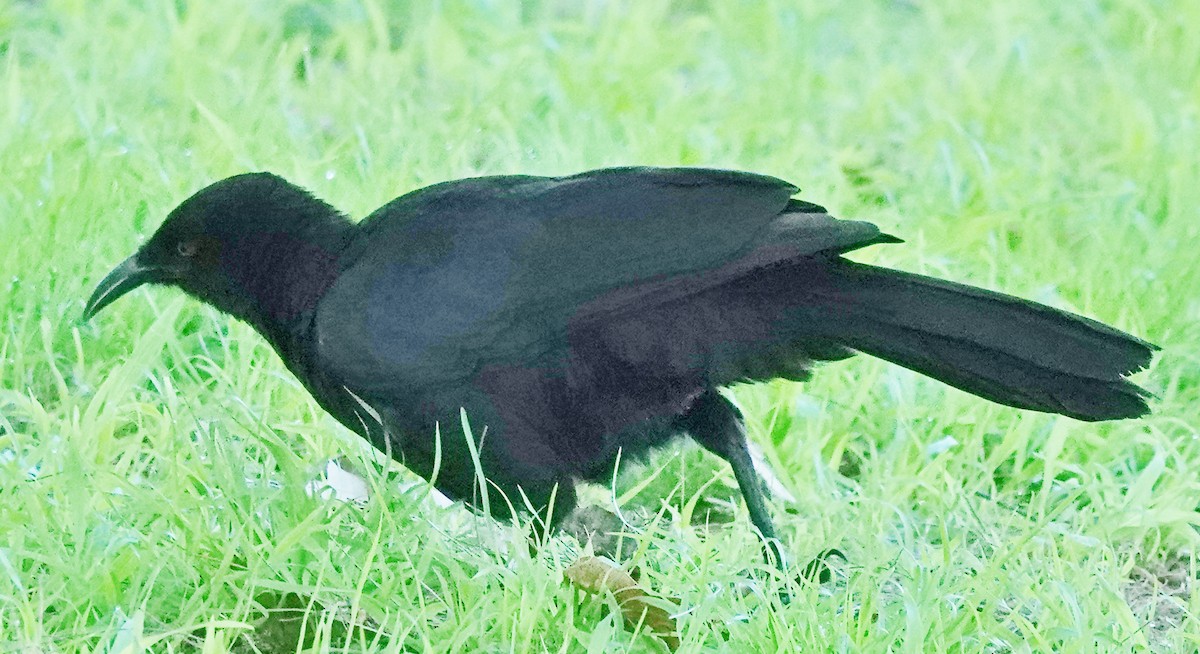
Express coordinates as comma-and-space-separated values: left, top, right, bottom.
84, 167, 1156, 568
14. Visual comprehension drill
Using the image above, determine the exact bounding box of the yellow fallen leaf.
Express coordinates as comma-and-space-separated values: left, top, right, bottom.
564, 556, 680, 651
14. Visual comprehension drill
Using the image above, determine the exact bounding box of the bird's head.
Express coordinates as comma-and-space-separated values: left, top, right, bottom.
84, 172, 351, 329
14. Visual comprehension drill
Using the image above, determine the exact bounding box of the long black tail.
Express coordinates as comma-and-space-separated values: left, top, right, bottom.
808, 260, 1157, 421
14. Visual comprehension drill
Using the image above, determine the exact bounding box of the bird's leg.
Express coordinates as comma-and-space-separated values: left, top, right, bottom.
724, 430, 789, 567
680, 389, 841, 582
524, 478, 577, 558
678, 390, 786, 568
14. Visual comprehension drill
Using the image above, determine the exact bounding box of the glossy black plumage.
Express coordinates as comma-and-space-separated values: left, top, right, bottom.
84, 167, 1156, 566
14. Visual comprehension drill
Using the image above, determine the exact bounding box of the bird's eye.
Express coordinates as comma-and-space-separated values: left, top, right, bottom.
176, 241, 197, 257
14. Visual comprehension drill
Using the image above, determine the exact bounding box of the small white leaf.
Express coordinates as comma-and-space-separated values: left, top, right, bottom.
926, 436, 959, 457
306, 458, 370, 503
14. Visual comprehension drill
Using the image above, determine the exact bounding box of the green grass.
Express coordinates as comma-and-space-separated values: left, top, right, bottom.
2, 0, 1198, 651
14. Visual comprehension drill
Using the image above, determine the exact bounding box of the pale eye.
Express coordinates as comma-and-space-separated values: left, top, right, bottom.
176, 241, 198, 257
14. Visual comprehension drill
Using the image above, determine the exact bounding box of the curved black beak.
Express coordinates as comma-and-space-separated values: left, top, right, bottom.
83, 254, 154, 321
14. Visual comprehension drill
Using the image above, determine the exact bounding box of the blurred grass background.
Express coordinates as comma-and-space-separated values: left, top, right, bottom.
1, 0, 1197, 651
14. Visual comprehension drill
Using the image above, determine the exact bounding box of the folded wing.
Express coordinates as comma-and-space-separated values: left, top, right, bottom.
314, 167, 891, 393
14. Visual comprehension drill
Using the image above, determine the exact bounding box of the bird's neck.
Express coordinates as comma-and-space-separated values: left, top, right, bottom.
214, 226, 352, 354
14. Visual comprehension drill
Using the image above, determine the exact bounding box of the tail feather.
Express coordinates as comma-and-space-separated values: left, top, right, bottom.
808, 260, 1156, 421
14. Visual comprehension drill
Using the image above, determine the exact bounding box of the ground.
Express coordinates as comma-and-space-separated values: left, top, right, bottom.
1, 0, 1197, 651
